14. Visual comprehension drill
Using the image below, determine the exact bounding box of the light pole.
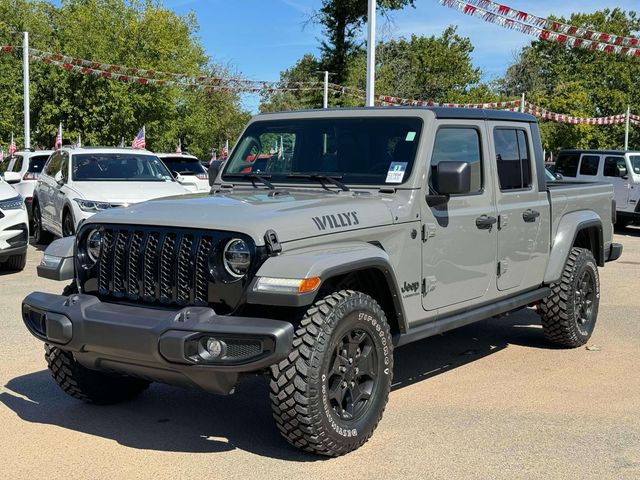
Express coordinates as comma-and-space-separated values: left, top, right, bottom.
316, 71, 336, 109
365, 0, 376, 107
23, 32, 30, 149
625, 105, 630, 151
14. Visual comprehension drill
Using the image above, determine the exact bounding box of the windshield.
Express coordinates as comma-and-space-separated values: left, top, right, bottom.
28, 154, 50, 173
72, 153, 174, 182
631, 155, 640, 174
223, 117, 423, 185
161, 157, 206, 175
545, 168, 556, 181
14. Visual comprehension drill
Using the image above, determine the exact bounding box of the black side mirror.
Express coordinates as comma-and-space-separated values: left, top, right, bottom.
433, 161, 472, 195
208, 160, 225, 186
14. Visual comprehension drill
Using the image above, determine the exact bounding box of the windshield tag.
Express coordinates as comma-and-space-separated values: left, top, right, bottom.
386, 162, 407, 184
405, 131, 416, 141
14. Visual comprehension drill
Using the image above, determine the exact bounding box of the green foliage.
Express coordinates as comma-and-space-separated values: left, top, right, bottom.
499, 8, 640, 152
0, 0, 248, 158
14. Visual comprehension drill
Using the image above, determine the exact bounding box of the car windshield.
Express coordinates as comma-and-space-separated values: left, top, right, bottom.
28, 154, 50, 173
545, 168, 556, 181
222, 117, 423, 185
631, 155, 640, 174
161, 157, 205, 175
72, 153, 174, 182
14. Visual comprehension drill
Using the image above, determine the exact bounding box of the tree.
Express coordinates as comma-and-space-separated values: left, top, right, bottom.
0, 0, 249, 158
316, 0, 415, 83
499, 8, 640, 152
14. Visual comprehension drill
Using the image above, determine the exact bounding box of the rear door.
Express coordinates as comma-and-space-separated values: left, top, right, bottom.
421, 121, 497, 311
603, 156, 630, 209
489, 123, 550, 292
38, 152, 62, 228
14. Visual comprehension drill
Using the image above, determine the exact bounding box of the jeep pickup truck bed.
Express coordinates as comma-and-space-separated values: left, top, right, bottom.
23, 107, 621, 456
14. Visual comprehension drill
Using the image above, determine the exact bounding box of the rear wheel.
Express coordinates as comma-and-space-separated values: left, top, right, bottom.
270, 290, 393, 456
33, 202, 52, 244
539, 247, 600, 348
1, 253, 27, 271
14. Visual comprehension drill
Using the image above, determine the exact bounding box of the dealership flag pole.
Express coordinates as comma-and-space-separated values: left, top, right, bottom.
625, 105, 630, 151
365, 0, 376, 107
23, 32, 31, 149
521, 93, 526, 113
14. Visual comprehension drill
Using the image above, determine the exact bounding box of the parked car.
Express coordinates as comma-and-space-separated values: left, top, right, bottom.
157, 152, 209, 192
32, 147, 190, 243
24, 108, 621, 456
555, 149, 640, 225
0, 149, 53, 225
0, 173, 28, 271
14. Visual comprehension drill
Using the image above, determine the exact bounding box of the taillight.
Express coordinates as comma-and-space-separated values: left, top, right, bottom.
23, 172, 38, 180
196, 173, 208, 180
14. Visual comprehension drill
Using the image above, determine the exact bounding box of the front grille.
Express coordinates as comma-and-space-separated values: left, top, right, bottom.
96, 226, 217, 306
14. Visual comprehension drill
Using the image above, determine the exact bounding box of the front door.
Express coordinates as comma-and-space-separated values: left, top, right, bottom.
421, 121, 497, 311
490, 123, 550, 291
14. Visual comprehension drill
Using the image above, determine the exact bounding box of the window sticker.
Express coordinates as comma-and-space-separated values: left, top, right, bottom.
405, 131, 416, 141
386, 162, 408, 183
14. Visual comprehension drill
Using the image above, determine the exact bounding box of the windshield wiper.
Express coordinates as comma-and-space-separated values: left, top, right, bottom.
224, 173, 274, 190
287, 174, 350, 192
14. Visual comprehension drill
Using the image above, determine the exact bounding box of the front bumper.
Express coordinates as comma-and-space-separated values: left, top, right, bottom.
22, 292, 294, 394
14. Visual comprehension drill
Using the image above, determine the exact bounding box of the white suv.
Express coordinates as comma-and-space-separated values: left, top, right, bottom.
0, 149, 53, 226
32, 147, 190, 243
0, 174, 29, 271
157, 153, 209, 192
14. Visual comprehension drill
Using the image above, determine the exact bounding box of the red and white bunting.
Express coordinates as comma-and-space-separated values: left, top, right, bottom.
439, 0, 640, 58
630, 114, 640, 126
525, 103, 628, 125
379, 95, 521, 109
462, 0, 639, 48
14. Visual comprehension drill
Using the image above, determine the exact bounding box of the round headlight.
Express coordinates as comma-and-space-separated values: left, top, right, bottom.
223, 239, 251, 278
86, 229, 103, 263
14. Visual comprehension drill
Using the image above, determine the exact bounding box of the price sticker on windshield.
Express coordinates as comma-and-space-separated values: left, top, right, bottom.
386, 162, 407, 183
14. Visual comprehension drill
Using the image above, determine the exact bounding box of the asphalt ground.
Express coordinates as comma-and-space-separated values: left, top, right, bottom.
1, 229, 639, 480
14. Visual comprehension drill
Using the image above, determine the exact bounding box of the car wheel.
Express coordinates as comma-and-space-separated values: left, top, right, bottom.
270, 290, 393, 456
33, 203, 53, 245
538, 247, 600, 348
62, 210, 75, 237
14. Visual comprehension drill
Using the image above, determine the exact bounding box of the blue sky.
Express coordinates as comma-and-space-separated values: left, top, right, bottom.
164, 0, 638, 111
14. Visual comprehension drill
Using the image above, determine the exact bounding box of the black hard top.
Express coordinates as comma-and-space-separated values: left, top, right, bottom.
559, 149, 640, 155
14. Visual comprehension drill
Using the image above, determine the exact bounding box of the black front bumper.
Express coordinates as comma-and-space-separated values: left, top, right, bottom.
0, 243, 27, 261
22, 292, 294, 394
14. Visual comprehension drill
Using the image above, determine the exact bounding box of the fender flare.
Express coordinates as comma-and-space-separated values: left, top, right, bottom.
247, 241, 407, 332
544, 211, 604, 284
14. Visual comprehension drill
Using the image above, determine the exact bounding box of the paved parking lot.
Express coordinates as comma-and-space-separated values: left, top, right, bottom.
1, 230, 639, 480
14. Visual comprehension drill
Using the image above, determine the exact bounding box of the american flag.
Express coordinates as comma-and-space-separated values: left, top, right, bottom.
0, 150, 4, 162
132, 127, 146, 149
8, 133, 17, 155
221, 139, 229, 159
176, 138, 182, 154
210, 150, 217, 161
54, 123, 63, 150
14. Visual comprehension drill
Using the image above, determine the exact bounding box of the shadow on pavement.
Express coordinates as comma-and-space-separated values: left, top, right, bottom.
1, 308, 549, 459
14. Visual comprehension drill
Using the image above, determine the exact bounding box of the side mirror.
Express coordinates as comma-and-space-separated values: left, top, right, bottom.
433, 161, 472, 196
554, 172, 563, 180
208, 160, 225, 186
3, 171, 21, 184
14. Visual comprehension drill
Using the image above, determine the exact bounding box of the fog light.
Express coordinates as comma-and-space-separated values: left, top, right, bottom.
197, 337, 227, 362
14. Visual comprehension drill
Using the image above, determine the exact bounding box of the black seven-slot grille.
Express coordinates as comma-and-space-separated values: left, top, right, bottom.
93, 225, 248, 307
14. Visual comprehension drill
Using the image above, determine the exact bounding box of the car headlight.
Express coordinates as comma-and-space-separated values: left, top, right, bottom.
0, 195, 25, 211
74, 198, 112, 213
86, 228, 103, 264
223, 239, 251, 278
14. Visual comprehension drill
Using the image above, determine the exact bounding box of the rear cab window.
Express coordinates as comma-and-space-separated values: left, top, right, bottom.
555, 153, 579, 177
603, 156, 627, 178
161, 156, 207, 177
494, 128, 532, 191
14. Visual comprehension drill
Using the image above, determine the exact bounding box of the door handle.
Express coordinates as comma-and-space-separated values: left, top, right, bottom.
522, 209, 540, 222
476, 215, 497, 230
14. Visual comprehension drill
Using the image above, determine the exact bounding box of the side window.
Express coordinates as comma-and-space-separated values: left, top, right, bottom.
555, 153, 579, 177
11, 155, 24, 173
431, 127, 482, 194
43, 153, 61, 177
0, 158, 10, 174
603, 156, 627, 178
494, 128, 532, 191
60, 154, 69, 182
579, 155, 600, 176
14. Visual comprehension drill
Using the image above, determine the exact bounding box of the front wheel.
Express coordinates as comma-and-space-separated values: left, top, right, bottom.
270, 290, 393, 456
33, 203, 53, 245
538, 247, 600, 348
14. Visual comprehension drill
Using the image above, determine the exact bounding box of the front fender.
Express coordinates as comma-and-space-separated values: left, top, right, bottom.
544, 211, 603, 284
247, 241, 404, 318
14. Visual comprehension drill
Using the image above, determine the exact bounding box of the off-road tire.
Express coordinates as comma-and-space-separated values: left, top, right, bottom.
33, 202, 52, 244
539, 247, 600, 348
1, 253, 26, 271
44, 282, 150, 404
270, 290, 393, 456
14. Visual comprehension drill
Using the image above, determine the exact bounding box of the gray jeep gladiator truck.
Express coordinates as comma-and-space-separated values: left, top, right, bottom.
22, 108, 622, 456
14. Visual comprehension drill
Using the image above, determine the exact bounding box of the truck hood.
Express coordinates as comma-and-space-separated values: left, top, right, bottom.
88, 189, 395, 244
74, 181, 189, 204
